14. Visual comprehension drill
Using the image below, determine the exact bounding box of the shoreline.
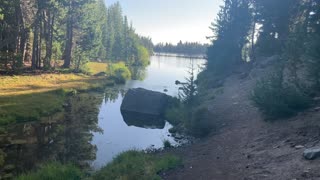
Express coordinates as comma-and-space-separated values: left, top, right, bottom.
153, 53, 206, 59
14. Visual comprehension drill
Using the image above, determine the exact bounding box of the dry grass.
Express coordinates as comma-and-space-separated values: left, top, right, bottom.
0, 71, 111, 125
87, 62, 108, 75
0, 74, 107, 96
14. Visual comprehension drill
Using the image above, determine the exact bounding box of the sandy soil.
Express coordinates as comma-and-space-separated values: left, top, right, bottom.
162, 73, 320, 180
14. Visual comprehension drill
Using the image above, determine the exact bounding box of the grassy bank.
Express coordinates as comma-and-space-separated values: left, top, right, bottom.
16, 151, 182, 180
0, 63, 112, 125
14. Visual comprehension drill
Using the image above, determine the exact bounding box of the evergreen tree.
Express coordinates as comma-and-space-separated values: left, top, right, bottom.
206, 0, 251, 76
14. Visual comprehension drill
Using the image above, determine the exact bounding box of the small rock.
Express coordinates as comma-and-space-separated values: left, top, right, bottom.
295, 145, 304, 149
313, 107, 320, 111
303, 147, 320, 160
4, 164, 15, 171
290, 142, 296, 148
313, 97, 320, 101
284, 139, 291, 143
163, 89, 168, 92
3, 173, 13, 179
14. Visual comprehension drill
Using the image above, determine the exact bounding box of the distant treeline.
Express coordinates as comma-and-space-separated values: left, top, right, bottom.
0, 1, 153, 72
154, 41, 208, 55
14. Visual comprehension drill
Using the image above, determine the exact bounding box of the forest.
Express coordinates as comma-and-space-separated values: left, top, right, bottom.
201, 0, 320, 118
1, 0, 320, 179
0, 0, 153, 73
153, 41, 208, 55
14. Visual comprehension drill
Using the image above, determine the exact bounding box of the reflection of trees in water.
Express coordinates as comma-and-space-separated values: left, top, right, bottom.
0, 93, 103, 177
104, 88, 126, 103
129, 66, 147, 81
61, 93, 103, 165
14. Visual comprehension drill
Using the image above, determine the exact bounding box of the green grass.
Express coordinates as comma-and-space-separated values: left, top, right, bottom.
14, 151, 181, 180
15, 162, 83, 180
92, 150, 182, 180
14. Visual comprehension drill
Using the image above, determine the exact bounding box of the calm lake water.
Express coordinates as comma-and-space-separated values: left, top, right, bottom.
0, 55, 205, 175
91, 55, 206, 169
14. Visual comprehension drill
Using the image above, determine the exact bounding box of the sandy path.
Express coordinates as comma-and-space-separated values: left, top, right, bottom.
163, 74, 320, 180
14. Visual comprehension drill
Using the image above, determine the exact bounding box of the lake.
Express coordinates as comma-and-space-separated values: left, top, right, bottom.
0, 55, 206, 175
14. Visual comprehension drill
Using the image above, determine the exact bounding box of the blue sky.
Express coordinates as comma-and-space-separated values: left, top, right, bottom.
104, 0, 222, 44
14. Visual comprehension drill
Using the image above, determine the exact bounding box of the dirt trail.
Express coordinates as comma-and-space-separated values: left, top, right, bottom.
163, 74, 320, 180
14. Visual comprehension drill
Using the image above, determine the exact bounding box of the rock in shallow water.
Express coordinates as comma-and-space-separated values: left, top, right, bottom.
121, 88, 170, 116
303, 148, 320, 160
120, 88, 171, 129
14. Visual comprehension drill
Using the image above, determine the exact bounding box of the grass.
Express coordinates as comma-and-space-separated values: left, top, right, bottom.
15, 162, 83, 180
87, 62, 108, 75
92, 150, 182, 180
14, 151, 182, 180
0, 74, 108, 96
0, 70, 112, 125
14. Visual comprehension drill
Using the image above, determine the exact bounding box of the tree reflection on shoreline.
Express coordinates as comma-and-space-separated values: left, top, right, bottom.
0, 92, 103, 177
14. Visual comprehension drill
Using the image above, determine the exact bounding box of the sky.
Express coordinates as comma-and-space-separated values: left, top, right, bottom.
105, 0, 222, 44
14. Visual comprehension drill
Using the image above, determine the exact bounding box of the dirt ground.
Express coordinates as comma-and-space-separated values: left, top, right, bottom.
162, 73, 320, 180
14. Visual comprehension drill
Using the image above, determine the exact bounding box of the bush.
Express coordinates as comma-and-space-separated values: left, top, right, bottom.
163, 140, 173, 149
165, 99, 213, 138
187, 107, 213, 137
92, 150, 181, 180
136, 46, 150, 67
165, 97, 187, 126
16, 162, 83, 180
106, 62, 131, 84
0, 149, 6, 167
252, 73, 311, 119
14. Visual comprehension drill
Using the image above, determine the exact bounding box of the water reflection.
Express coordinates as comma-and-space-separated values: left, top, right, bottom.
91, 56, 206, 169
0, 93, 103, 177
129, 65, 147, 81
0, 55, 206, 176
121, 111, 166, 129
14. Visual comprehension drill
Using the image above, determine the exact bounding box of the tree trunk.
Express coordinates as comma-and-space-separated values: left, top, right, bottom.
31, 12, 40, 69
63, 4, 73, 68
44, 10, 54, 69
24, 30, 32, 63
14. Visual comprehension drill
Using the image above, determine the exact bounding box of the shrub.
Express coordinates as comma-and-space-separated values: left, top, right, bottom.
16, 162, 83, 180
165, 99, 213, 138
136, 46, 150, 67
163, 140, 173, 149
187, 107, 213, 137
92, 150, 181, 180
252, 73, 311, 119
106, 62, 131, 84
165, 97, 187, 126
0, 149, 6, 167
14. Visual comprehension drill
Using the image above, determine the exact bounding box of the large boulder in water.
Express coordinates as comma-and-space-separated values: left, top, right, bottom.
120, 88, 170, 129
121, 88, 170, 116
